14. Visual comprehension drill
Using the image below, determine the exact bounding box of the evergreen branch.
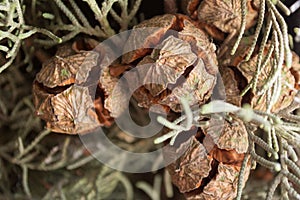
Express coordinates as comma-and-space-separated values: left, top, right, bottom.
282, 178, 300, 199
245, 0, 266, 61
53, 0, 81, 26
241, 15, 273, 96
83, 0, 117, 36
236, 154, 250, 200
69, 0, 92, 28
21, 165, 31, 198
231, 0, 247, 55
250, 150, 281, 171
266, 172, 283, 200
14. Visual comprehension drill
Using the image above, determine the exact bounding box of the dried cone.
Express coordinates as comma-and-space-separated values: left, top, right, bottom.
185, 162, 251, 200
33, 40, 116, 134
219, 36, 255, 67
165, 116, 250, 199
238, 48, 297, 112
121, 14, 218, 113
289, 52, 300, 90
196, 0, 259, 41
219, 66, 243, 107
165, 136, 213, 193
217, 36, 254, 107
202, 116, 248, 161
219, 36, 299, 112
181, 0, 200, 19
99, 61, 128, 118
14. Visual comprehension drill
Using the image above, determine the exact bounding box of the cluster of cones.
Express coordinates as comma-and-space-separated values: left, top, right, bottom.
33, 0, 300, 199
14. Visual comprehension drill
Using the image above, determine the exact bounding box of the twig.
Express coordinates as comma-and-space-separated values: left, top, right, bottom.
21, 165, 31, 198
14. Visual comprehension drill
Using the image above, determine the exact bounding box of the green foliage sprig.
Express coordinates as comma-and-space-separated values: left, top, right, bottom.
34, 0, 142, 45
0, 0, 142, 73
232, 0, 293, 114
0, 0, 61, 73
